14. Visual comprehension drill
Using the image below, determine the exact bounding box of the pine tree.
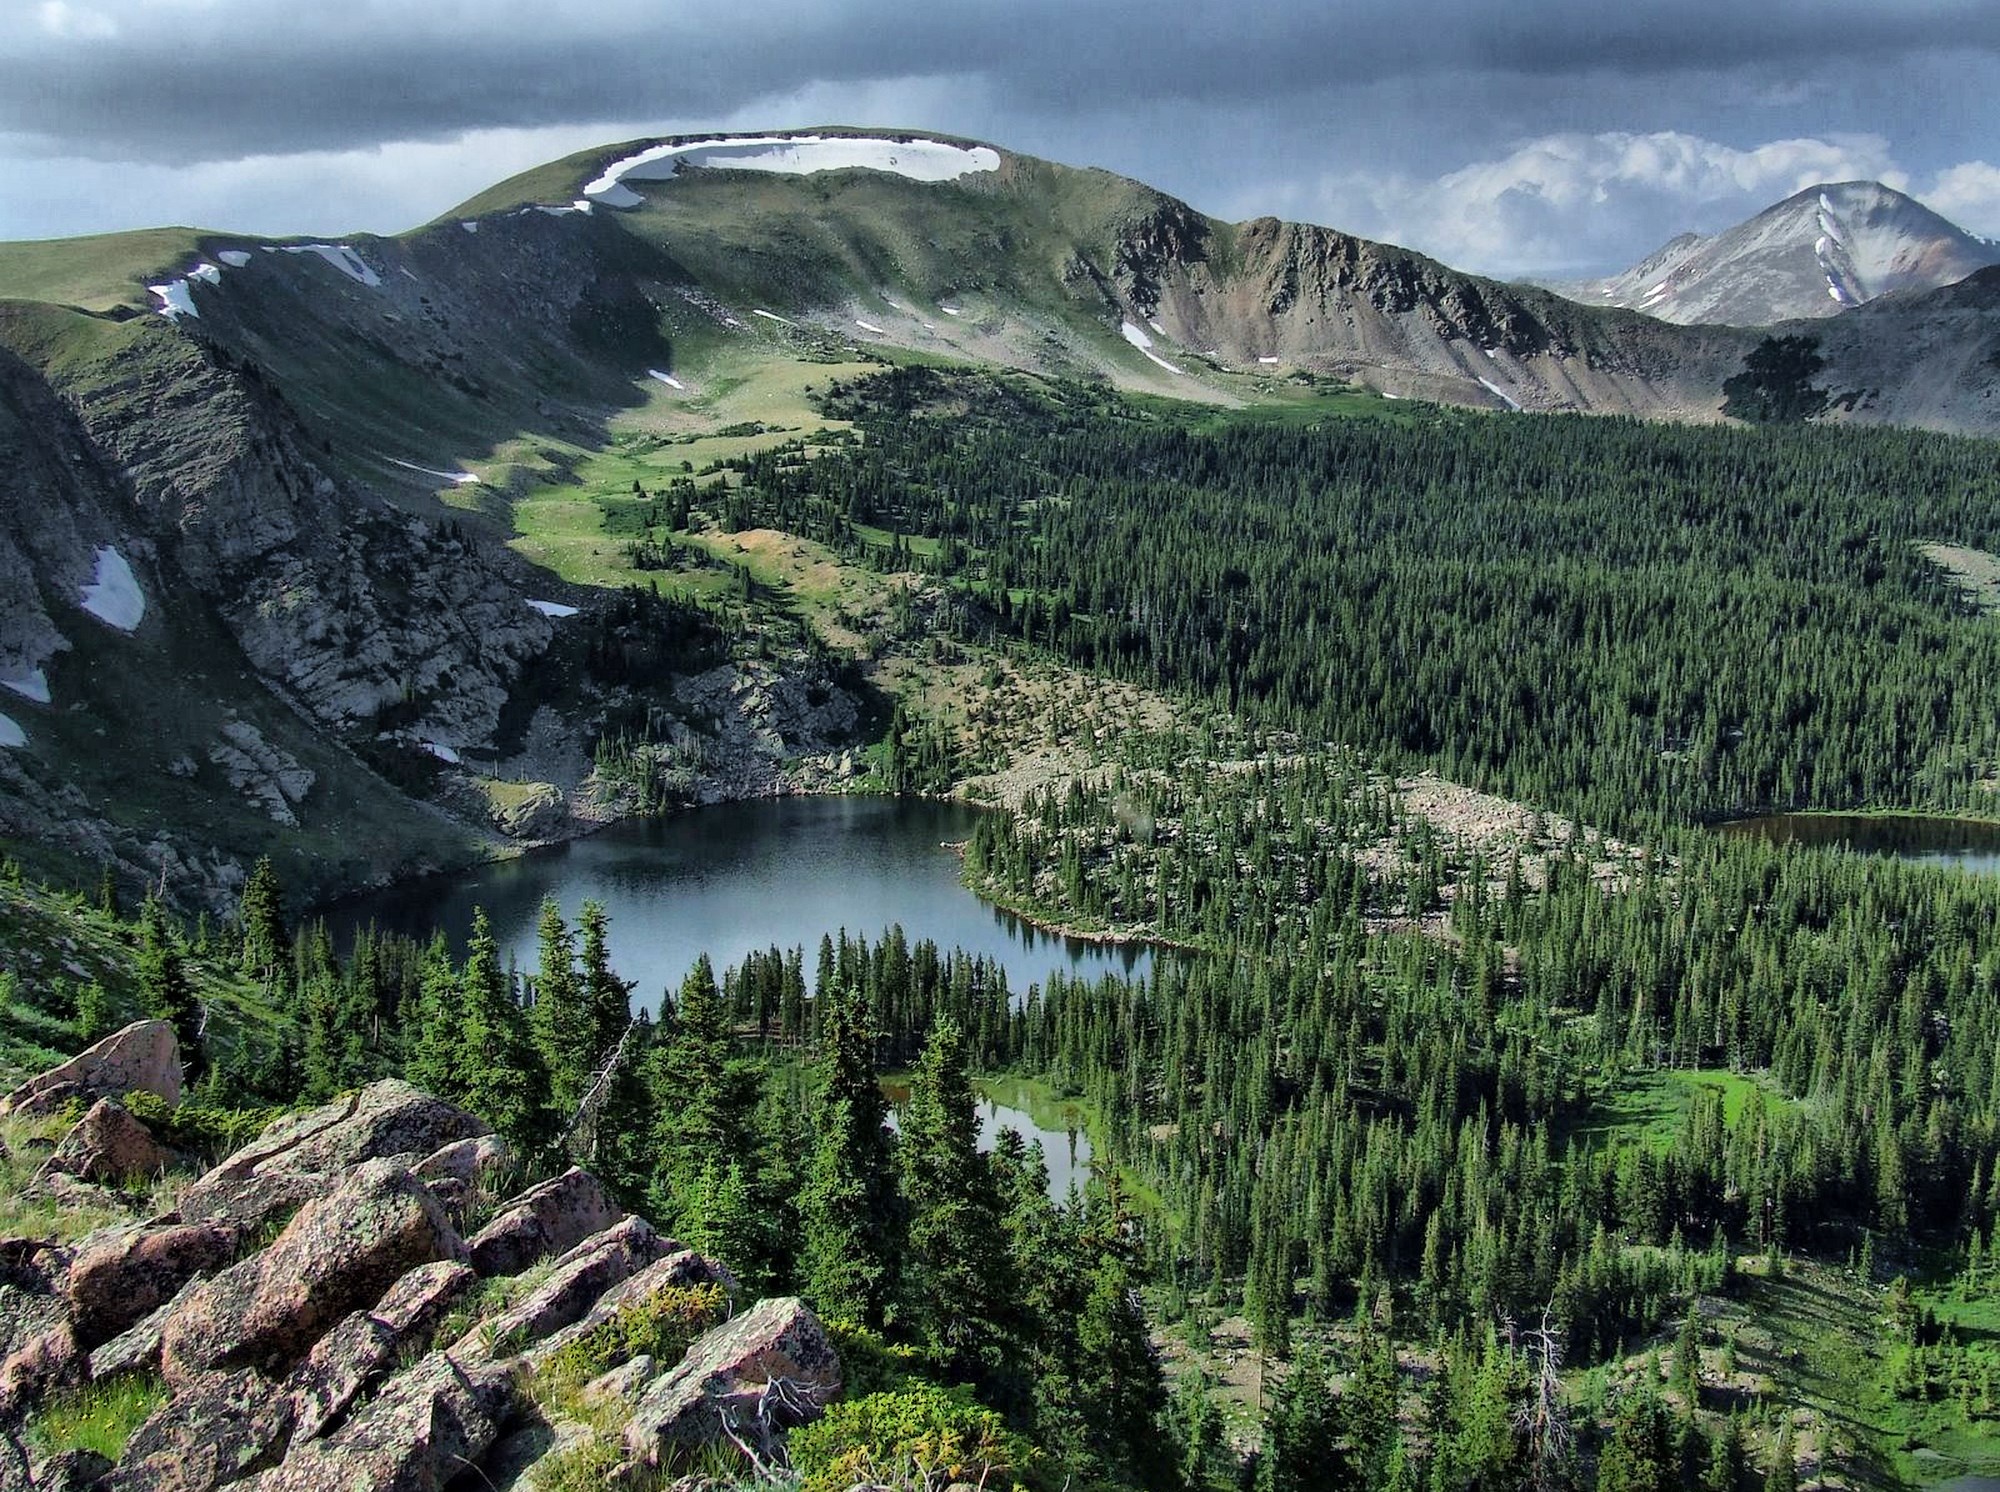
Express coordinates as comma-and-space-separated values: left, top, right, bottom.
798, 982, 898, 1324
238, 856, 288, 986
651, 954, 757, 1213
457, 908, 545, 1147
900, 1017, 1015, 1383
405, 935, 465, 1100
138, 895, 201, 1075
529, 899, 594, 1124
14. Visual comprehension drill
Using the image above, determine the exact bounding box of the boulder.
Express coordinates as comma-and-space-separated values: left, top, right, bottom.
525, 1247, 736, 1368
622, 1296, 840, 1467
45, 1100, 178, 1186
160, 1159, 464, 1386
413, 1133, 513, 1190
467, 1167, 620, 1277
470, 1216, 667, 1359
0, 1020, 182, 1119
0, 1294, 80, 1424
174, 1081, 485, 1235
88, 1278, 204, 1383
29, 1448, 113, 1492
287, 1260, 475, 1441
238, 1349, 518, 1492
104, 1368, 292, 1492
66, 1221, 238, 1346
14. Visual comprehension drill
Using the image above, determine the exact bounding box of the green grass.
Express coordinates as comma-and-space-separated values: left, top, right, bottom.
0, 228, 209, 311
27, 1373, 167, 1460
1562, 1068, 1792, 1154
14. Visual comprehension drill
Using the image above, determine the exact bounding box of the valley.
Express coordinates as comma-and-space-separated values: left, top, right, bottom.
6, 128, 2000, 1492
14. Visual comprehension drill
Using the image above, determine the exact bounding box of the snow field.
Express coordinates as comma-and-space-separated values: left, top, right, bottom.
1120, 320, 1184, 375
526, 600, 580, 618
0, 713, 23, 750
1, 667, 50, 705
79, 547, 145, 631
583, 135, 1001, 207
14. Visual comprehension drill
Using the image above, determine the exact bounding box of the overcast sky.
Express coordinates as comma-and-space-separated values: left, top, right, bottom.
6, 0, 2000, 278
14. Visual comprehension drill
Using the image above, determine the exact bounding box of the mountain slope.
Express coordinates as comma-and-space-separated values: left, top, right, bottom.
1560, 180, 2000, 326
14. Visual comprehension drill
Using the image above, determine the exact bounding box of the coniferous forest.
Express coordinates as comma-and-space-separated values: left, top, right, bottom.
11, 367, 2000, 1490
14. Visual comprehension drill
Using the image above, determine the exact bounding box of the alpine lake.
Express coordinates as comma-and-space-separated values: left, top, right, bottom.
325, 795, 1130, 1191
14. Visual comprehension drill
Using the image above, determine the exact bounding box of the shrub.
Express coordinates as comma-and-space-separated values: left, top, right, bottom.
822, 1317, 924, 1398
787, 1383, 1030, 1492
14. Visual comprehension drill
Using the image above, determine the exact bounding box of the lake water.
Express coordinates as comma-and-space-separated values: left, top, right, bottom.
324, 796, 1154, 1011
1717, 812, 2000, 875
886, 1094, 1095, 1199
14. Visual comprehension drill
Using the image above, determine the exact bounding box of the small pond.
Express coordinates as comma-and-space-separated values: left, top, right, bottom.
1716, 812, 2000, 875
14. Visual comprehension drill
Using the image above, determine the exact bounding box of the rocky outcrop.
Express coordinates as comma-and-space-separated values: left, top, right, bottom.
475, 1215, 668, 1357
161, 1159, 464, 1385
239, 1348, 520, 1492
107, 1368, 294, 1492
176, 1079, 487, 1234
66, 1220, 238, 1346
45, 1098, 179, 1185
208, 721, 314, 827
0, 1019, 182, 1119
286, 1260, 475, 1441
623, 1296, 840, 1467
467, 1166, 620, 1278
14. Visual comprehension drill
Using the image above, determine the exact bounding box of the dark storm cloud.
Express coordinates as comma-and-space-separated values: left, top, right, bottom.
7, 0, 1999, 162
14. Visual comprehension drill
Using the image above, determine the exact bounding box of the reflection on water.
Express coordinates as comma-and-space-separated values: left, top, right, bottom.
1717, 812, 2000, 875
887, 1097, 1094, 1202
323, 796, 1155, 1013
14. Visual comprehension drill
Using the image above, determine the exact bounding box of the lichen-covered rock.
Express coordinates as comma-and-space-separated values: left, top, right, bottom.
238, 1348, 518, 1492
622, 1296, 840, 1466
525, 1246, 737, 1368
28, 1447, 113, 1492
105, 1368, 293, 1492
174, 1081, 485, 1235
66, 1221, 238, 1347
88, 1278, 203, 1383
45, 1099, 178, 1186
469, 1215, 667, 1359
286, 1260, 474, 1441
160, 1159, 464, 1386
413, 1134, 512, 1190
0, 1020, 181, 1119
466, 1167, 620, 1277
0, 1293, 79, 1424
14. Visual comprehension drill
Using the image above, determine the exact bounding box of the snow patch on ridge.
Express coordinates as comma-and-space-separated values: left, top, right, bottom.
386, 457, 480, 486
79, 547, 144, 631
1120, 320, 1184, 375
0, 713, 23, 750
1478, 377, 1522, 412
584, 134, 1001, 207
273, 244, 382, 287
648, 369, 686, 390
0, 667, 49, 705
526, 600, 579, 618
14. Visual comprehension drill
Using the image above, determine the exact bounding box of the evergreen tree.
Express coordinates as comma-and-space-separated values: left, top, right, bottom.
405, 934, 465, 1101
238, 856, 288, 986
900, 1017, 1016, 1384
1597, 1390, 1674, 1492
650, 954, 757, 1214
457, 908, 545, 1147
799, 983, 899, 1324
138, 894, 201, 1075
529, 898, 593, 1126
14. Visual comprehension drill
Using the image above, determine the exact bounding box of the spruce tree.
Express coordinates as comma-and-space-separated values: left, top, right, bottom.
138, 895, 201, 1075
238, 856, 288, 986
529, 898, 594, 1125
651, 954, 756, 1214
799, 982, 898, 1324
900, 1017, 1015, 1382
457, 908, 545, 1147
405, 934, 465, 1100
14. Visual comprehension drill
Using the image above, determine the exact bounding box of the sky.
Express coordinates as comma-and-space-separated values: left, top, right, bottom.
5, 0, 2000, 278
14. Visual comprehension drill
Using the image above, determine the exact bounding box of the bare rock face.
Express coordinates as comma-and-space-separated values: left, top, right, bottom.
45, 1098, 178, 1185
622, 1296, 840, 1467
239, 1348, 519, 1492
0, 1019, 182, 1119
105, 1368, 293, 1492
28, 1448, 113, 1492
160, 1159, 464, 1386
208, 720, 315, 827
65, 1220, 239, 1347
175, 1080, 486, 1234
413, 1133, 513, 1189
286, 1260, 475, 1442
466, 1166, 620, 1278
471, 1215, 668, 1359
0, 1291, 80, 1425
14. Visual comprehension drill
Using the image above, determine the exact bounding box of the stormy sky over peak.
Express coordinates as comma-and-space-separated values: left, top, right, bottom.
6, 0, 1999, 277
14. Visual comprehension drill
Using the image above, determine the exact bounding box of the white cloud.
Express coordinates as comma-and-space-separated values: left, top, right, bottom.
37, 2, 118, 38
1294, 130, 1928, 276
1922, 160, 2000, 238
